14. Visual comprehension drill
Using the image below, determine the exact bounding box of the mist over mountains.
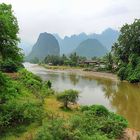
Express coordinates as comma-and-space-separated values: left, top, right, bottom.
20, 28, 119, 60
54, 28, 119, 55
18, 41, 32, 56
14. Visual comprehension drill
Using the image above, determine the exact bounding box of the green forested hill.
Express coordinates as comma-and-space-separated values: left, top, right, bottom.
74, 39, 108, 58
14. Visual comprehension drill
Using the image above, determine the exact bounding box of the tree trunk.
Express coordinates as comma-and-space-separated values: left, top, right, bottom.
64, 101, 68, 108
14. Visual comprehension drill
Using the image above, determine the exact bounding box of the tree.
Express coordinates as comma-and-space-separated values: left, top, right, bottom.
46, 80, 52, 88
57, 89, 79, 108
112, 19, 140, 82
44, 55, 64, 65
62, 54, 67, 61
103, 52, 114, 71
69, 52, 79, 66
0, 3, 23, 72
78, 56, 87, 63
91, 56, 97, 60
62, 54, 69, 65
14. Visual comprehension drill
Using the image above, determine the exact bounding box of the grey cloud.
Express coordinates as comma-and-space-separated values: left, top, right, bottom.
1, 0, 140, 43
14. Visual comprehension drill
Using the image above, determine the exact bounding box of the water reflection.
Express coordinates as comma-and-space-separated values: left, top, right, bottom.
108, 83, 140, 130
24, 63, 140, 131
69, 74, 80, 86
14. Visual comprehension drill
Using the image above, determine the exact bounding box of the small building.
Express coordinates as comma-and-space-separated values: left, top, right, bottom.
80, 60, 105, 65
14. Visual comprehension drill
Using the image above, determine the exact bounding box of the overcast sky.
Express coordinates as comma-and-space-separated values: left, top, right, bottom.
1, 0, 140, 43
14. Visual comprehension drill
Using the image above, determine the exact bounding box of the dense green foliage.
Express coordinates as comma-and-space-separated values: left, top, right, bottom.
103, 52, 114, 71
44, 53, 87, 67
43, 53, 115, 72
18, 69, 54, 98
18, 69, 42, 92
0, 69, 54, 135
0, 71, 41, 133
35, 105, 128, 140
112, 19, 140, 82
57, 89, 79, 108
44, 55, 65, 66
0, 3, 23, 72
0, 3, 53, 137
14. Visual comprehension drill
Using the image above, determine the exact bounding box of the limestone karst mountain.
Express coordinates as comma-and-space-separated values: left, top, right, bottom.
54, 28, 119, 54
27, 32, 60, 61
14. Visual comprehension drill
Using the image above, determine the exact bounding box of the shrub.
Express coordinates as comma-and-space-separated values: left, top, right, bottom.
35, 105, 128, 140
81, 105, 109, 117
118, 63, 140, 83
0, 71, 44, 133
80, 105, 128, 139
127, 64, 140, 83
0, 59, 23, 72
35, 118, 78, 140
43, 80, 52, 89
57, 89, 79, 108
18, 69, 42, 92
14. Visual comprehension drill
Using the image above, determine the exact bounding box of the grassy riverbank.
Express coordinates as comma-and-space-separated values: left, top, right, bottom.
3, 95, 140, 140
0, 69, 51, 140
43, 96, 140, 140
2, 68, 140, 140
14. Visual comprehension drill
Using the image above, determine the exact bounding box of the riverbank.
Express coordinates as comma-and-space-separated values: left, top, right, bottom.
44, 95, 140, 140
41, 64, 118, 81
45, 95, 140, 140
3, 64, 139, 140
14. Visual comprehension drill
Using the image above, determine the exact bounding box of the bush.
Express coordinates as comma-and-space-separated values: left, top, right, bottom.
35, 105, 128, 140
35, 118, 67, 140
81, 105, 109, 117
118, 63, 140, 83
18, 69, 42, 92
57, 89, 79, 108
18, 69, 54, 98
80, 105, 128, 139
35, 117, 109, 140
127, 64, 140, 83
44, 80, 52, 89
0, 59, 23, 72
0, 71, 44, 133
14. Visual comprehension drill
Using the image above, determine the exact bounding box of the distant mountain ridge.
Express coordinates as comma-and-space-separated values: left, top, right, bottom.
22, 28, 119, 60
27, 32, 60, 61
54, 28, 119, 54
74, 39, 108, 58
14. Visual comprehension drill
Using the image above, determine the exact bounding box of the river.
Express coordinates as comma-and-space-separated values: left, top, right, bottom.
24, 62, 140, 131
